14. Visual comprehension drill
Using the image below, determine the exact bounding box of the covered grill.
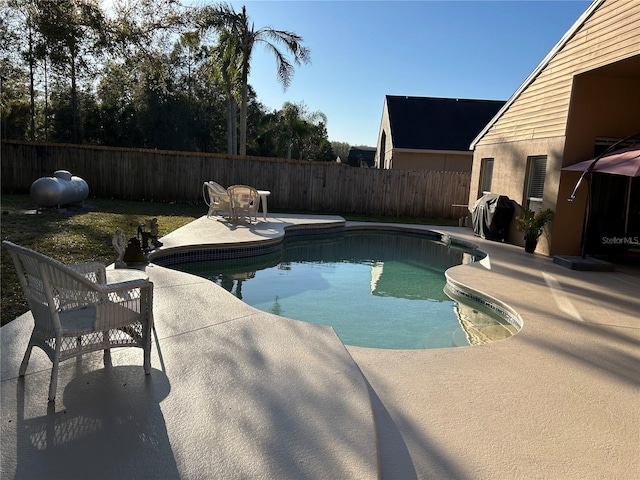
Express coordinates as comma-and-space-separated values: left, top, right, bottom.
471, 194, 515, 241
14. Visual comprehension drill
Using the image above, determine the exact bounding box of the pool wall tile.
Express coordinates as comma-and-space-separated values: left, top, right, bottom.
151, 224, 346, 267
444, 283, 523, 330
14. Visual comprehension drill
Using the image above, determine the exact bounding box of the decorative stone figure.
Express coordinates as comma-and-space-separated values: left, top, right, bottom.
123, 237, 148, 265
137, 218, 163, 251
149, 218, 163, 248
137, 223, 151, 251
112, 228, 128, 268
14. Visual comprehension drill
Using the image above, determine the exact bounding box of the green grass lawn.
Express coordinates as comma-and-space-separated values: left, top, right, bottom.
1, 194, 457, 325
1, 195, 205, 325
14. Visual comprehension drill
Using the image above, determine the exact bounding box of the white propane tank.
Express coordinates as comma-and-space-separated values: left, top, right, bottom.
30, 170, 89, 208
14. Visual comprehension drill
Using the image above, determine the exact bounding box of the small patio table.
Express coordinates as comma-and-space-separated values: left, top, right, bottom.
257, 190, 271, 221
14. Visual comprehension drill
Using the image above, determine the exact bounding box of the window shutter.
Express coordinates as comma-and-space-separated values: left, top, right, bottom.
526, 156, 547, 212
527, 156, 547, 199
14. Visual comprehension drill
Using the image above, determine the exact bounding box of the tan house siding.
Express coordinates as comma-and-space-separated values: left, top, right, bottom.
375, 101, 393, 169
563, 72, 640, 165
476, 0, 640, 147
391, 150, 471, 171
471, 138, 565, 254
469, 0, 640, 257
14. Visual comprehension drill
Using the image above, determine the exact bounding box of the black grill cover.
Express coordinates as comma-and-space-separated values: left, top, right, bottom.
472, 194, 515, 241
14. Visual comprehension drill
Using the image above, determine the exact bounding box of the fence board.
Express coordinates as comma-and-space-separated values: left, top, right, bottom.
1, 141, 471, 219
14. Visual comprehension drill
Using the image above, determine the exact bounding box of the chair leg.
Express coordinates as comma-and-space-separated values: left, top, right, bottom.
48, 359, 59, 402
143, 323, 151, 374
18, 343, 34, 376
47, 341, 62, 402
103, 349, 112, 368
144, 346, 151, 375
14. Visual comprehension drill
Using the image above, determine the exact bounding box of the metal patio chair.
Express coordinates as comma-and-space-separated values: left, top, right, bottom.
2, 241, 153, 401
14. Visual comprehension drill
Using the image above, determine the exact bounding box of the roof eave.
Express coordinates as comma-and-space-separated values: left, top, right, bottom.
469, 0, 605, 150
393, 148, 472, 155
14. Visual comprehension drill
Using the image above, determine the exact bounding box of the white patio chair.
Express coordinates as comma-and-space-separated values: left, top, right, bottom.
2, 241, 153, 401
203, 181, 231, 218
227, 185, 260, 223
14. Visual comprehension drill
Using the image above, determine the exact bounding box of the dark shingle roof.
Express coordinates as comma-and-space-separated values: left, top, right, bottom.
347, 146, 376, 167
386, 96, 505, 151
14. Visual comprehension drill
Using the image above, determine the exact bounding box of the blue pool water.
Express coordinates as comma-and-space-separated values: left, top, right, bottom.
169, 231, 518, 349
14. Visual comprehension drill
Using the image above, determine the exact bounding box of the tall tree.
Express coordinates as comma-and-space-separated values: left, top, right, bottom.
199, 28, 242, 155
279, 101, 326, 160
5, 0, 42, 140
171, 32, 199, 99
215, 41, 240, 155
331, 141, 351, 162
196, 5, 242, 155
106, 0, 184, 60
201, 3, 310, 156
32, 0, 107, 143
98, 0, 185, 148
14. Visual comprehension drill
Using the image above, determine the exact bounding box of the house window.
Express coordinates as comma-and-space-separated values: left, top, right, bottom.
479, 158, 494, 195
380, 131, 386, 169
525, 155, 547, 213
594, 136, 635, 156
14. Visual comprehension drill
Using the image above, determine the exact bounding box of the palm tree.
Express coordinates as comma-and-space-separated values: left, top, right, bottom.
279, 102, 327, 159
204, 30, 242, 155
201, 3, 310, 156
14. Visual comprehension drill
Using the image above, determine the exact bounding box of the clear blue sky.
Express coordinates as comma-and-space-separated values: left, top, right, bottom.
224, 0, 592, 147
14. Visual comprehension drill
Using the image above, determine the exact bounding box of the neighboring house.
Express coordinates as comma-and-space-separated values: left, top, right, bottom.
469, 0, 640, 258
374, 96, 505, 171
347, 146, 376, 168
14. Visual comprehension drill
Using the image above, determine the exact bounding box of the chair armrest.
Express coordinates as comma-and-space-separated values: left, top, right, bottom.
69, 262, 107, 284
91, 279, 154, 331
94, 280, 153, 326
96, 278, 153, 295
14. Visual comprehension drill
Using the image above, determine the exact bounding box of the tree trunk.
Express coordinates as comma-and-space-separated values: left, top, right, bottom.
231, 97, 237, 155
226, 96, 233, 154
28, 24, 36, 141
226, 95, 238, 155
71, 53, 79, 143
239, 49, 250, 156
44, 58, 49, 141
240, 82, 247, 156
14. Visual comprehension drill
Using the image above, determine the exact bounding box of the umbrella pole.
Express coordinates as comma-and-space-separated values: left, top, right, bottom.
580, 173, 592, 259
624, 177, 631, 235
568, 133, 640, 257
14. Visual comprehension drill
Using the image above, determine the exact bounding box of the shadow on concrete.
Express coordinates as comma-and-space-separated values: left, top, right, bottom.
173, 316, 377, 478
12, 366, 175, 480
364, 380, 418, 479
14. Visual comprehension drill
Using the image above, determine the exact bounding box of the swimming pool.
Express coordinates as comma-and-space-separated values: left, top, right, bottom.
168, 230, 519, 349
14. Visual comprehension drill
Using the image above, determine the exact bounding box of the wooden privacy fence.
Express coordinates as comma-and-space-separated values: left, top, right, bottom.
1, 141, 472, 218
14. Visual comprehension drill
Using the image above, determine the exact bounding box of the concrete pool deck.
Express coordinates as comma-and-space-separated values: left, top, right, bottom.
1, 214, 638, 479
